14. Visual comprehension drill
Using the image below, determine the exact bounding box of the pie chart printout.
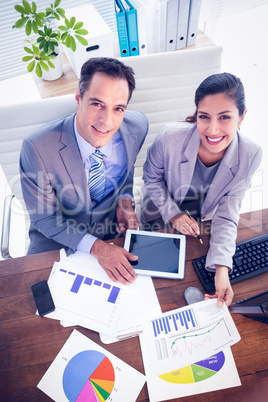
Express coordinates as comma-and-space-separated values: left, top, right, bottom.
159, 351, 225, 384
63, 350, 115, 402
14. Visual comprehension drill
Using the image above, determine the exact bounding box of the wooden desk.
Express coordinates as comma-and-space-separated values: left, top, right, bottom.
0, 209, 268, 402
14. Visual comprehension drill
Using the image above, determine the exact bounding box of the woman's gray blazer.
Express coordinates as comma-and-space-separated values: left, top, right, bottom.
142, 122, 262, 272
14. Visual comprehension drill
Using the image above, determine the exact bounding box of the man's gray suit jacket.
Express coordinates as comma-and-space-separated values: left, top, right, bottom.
142, 122, 262, 271
20, 110, 148, 254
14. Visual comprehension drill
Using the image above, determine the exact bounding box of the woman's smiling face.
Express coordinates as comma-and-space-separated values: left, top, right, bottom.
197, 93, 246, 163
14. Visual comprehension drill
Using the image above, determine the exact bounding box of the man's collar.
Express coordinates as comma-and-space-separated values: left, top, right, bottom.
74, 114, 116, 162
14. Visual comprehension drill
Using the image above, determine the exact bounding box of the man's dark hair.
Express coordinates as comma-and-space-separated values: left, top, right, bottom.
78, 57, 136, 102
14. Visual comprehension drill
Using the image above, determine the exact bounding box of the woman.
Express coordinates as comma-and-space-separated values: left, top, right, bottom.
141, 72, 262, 307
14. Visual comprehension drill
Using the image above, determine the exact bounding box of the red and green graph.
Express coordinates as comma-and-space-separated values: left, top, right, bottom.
63, 350, 115, 401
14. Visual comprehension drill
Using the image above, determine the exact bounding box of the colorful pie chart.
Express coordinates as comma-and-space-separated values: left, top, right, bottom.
63, 350, 115, 402
159, 351, 225, 384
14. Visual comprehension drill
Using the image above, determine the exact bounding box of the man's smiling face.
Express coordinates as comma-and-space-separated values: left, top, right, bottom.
75, 72, 129, 148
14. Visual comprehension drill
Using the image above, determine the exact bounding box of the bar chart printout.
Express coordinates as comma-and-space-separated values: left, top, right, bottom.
142, 299, 241, 377
47, 257, 126, 336
60, 268, 121, 304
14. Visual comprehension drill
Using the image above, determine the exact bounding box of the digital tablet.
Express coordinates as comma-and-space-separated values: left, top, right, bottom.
124, 230, 186, 279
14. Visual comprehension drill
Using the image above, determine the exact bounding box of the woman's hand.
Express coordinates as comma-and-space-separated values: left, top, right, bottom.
116, 197, 139, 236
204, 265, 234, 307
170, 213, 200, 238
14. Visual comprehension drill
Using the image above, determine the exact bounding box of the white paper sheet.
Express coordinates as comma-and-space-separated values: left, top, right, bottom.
141, 299, 241, 377
38, 329, 146, 402
46, 252, 126, 336
139, 329, 241, 402
100, 274, 162, 344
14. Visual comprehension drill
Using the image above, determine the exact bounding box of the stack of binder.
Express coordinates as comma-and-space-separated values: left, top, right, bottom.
115, 0, 203, 57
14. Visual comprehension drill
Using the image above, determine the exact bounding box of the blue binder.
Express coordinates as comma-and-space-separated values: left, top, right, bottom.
122, 0, 139, 56
115, 0, 130, 57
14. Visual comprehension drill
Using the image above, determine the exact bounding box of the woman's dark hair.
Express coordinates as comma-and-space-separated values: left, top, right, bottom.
186, 72, 246, 123
78, 57, 136, 102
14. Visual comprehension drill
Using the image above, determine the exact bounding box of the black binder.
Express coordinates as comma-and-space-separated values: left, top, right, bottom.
229, 290, 268, 324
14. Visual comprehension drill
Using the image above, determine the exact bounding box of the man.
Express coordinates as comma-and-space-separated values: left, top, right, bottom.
20, 57, 148, 285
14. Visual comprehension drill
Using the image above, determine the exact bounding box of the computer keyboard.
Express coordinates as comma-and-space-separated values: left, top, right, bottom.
192, 233, 268, 293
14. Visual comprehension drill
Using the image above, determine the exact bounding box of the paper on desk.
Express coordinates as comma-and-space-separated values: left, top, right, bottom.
140, 299, 241, 377
139, 330, 241, 402
37, 329, 146, 402
100, 274, 162, 344
46, 251, 126, 336
47, 250, 162, 340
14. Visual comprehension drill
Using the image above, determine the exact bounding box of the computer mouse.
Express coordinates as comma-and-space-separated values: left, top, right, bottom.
184, 286, 204, 305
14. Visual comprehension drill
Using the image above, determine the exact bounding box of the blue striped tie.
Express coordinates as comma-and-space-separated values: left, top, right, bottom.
88, 149, 106, 202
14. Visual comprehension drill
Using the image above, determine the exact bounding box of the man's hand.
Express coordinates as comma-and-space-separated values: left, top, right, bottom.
170, 213, 200, 237
116, 197, 139, 235
90, 239, 138, 285
204, 265, 234, 307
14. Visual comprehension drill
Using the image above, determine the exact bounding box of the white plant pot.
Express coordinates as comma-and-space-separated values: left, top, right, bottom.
42, 51, 63, 81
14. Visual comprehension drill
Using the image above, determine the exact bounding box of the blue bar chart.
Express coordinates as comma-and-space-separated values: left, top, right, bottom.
59, 268, 120, 304
47, 258, 125, 336
152, 308, 197, 338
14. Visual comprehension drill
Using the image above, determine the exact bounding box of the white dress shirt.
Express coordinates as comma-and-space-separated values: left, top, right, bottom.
74, 115, 131, 253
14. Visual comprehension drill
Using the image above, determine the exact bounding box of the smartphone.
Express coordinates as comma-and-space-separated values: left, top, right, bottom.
31, 280, 55, 316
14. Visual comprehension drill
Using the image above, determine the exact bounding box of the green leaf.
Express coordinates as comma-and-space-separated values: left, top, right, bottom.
15, 17, 29, 28
70, 36, 76, 52
35, 17, 43, 27
64, 18, 70, 29
32, 20, 38, 34
48, 60, 55, 68
14, 5, 26, 14
61, 31, 68, 41
27, 60, 36, 72
56, 8, 65, 18
55, 0, 61, 8
32, 2, 37, 13
70, 17, 76, 28
48, 42, 56, 52
65, 34, 71, 48
35, 63, 42, 78
75, 35, 88, 46
58, 25, 67, 31
37, 12, 46, 20
22, 55, 33, 62
38, 40, 45, 50
33, 44, 39, 55
73, 22, 83, 30
24, 46, 34, 54
39, 61, 49, 71
74, 29, 88, 36
25, 20, 32, 36
22, 0, 32, 13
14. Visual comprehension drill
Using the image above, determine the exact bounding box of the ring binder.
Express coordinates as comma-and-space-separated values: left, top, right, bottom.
115, 0, 130, 57
123, 0, 140, 56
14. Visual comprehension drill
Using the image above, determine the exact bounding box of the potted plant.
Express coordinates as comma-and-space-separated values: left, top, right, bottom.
13, 0, 89, 80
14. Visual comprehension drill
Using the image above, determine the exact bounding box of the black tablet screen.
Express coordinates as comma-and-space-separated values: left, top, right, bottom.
129, 234, 180, 273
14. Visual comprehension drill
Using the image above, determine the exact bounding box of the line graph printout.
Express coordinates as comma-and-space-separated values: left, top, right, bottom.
46, 253, 126, 336
142, 299, 240, 377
